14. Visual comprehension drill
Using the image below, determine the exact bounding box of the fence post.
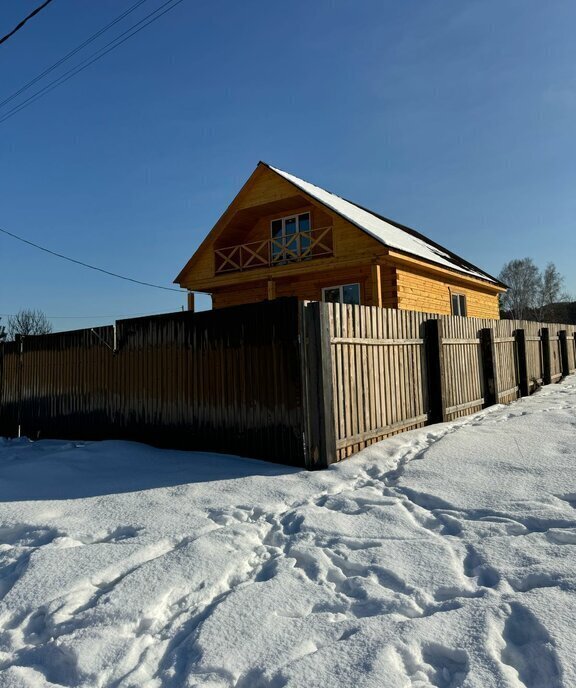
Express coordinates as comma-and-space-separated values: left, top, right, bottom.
300, 301, 337, 469
16, 334, 24, 438
515, 329, 529, 397
424, 318, 447, 423
480, 328, 499, 406
541, 328, 551, 385
559, 330, 570, 377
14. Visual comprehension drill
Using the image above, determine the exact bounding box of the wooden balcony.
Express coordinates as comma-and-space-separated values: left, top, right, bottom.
215, 226, 333, 274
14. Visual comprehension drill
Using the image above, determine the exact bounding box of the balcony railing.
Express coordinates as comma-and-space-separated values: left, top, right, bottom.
215, 226, 333, 274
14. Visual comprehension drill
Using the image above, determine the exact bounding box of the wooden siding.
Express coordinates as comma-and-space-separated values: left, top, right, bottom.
177, 165, 503, 321
212, 282, 269, 309
395, 265, 501, 319
179, 167, 386, 290
227, 203, 333, 248
211, 264, 398, 310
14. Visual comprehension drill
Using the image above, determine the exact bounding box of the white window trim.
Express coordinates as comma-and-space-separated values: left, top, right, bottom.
270, 212, 310, 240
270, 212, 311, 262
451, 292, 467, 316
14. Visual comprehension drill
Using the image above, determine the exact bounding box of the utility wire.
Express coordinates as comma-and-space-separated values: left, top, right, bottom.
0, 309, 183, 319
0, 0, 151, 111
0, 226, 186, 293
0, 0, 55, 47
0, 0, 187, 125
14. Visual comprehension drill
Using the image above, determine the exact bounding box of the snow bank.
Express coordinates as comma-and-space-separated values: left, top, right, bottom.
1, 378, 575, 687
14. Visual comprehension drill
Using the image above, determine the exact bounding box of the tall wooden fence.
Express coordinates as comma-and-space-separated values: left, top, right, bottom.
304, 303, 576, 463
1, 298, 575, 468
0, 300, 305, 466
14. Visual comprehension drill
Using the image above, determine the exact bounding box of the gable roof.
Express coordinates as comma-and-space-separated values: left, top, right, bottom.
266, 163, 503, 286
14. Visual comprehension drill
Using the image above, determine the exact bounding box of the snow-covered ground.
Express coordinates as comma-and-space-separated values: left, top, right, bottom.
1, 378, 575, 688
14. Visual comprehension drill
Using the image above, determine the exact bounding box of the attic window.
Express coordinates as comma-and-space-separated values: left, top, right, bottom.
451, 293, 467, 317
271, 213, 311, 262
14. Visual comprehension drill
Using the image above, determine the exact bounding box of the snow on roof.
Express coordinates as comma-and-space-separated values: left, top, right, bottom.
268, 164, 499, 284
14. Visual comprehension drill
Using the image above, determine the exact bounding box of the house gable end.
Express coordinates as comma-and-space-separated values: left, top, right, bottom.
175, 164, 384, 287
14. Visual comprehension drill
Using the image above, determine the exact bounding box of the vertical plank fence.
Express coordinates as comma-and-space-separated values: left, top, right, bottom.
0, 300, 306, 466
313, 302, 576, 465
322, 303, 430, 462
2, 299, 576, 469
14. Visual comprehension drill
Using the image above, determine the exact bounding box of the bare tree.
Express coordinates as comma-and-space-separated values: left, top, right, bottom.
535, 263, 566, 321
7, 309, 53, 340
499, 259, 571, 321
498, 258, 542, 320
0, 317, 6, 342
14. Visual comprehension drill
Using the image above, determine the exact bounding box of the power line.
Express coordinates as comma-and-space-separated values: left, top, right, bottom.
0, 0, 151, 112
0, 309, 183, 319
0, 0, 187, 125
0, 226, 186, 293
0, 0, 55, 47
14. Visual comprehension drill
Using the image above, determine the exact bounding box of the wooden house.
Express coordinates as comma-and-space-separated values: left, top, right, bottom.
175, 163, 506, 317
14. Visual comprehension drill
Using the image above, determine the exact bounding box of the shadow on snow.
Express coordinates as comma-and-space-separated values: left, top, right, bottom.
0, 437, 299, 502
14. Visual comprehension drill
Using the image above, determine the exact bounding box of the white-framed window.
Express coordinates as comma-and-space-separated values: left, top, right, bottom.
451, 293, 467, 316
322, 283, 361, 305
270, 213, 311, 262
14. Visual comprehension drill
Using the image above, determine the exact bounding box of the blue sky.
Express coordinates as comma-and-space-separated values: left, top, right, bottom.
1, 0, 575, 331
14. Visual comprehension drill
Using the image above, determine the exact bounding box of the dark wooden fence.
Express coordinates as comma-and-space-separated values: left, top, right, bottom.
1, 298, 575, 469
0, 300, 306, 466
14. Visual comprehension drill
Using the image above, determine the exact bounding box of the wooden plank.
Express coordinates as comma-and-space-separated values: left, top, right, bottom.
371, 306, 382, 442
498, 386, 519, 399
342, 304, 352, 457
336, 413, 429, 449
300, 301, 337, 468
371, 264, 383, 308
443, 337, 481, 345
445, 398, 485, 414
359, 306, 369, 447
331, 337, 424, 346
333, 304, 345, 455
390, 308, 400, 426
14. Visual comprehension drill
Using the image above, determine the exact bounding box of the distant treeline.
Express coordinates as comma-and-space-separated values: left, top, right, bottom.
502, 301, 576, 324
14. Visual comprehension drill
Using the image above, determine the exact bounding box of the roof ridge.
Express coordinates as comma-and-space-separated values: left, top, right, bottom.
267, 163, 503, 287
341, 195, 503, 286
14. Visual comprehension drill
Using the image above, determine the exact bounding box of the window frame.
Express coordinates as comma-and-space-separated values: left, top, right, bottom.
322, 282, 361, 306
451, 292, 467, 317
270, 212, 311, 262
